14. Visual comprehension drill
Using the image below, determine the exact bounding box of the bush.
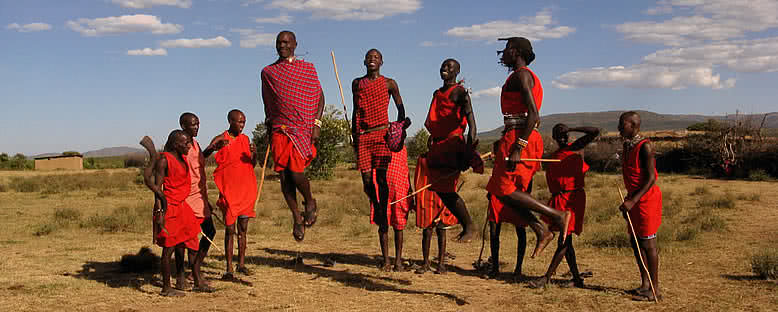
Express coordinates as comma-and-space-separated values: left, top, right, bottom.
306, 106, 350, 180
252, 122, 274, 170
406, 128, 430, 161
699, 193, 736, 209
751, 249, 778, 280
748, 169, 771, 181
12, 179, 41, 192
54, 208, 82, 223
80, 204, 147, 233
33, 223, 59, 236
124, 155, 146, 168
9, 171, 135, 193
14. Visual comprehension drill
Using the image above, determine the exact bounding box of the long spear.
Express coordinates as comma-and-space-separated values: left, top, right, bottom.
330, 51, 352, 142
617, 186, 659, 304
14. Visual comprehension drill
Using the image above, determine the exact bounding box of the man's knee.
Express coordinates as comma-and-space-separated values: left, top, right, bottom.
378, 224, 389, 234
202, 218, 216, 238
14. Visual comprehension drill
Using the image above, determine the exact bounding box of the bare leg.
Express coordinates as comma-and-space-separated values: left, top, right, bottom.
497, 191, 568, 257
416, 228, 432, 274
280, 170, 304, 241
564, 237, 583, 287
393, 229, 405, 271
223, 223, 235, 277
378, 226, 391, 271
514, 226, 527, 278
290, 171, 317, 227
488, 221, 501, 278
435, 227, 447, 274
174, 247, 186, 290
160, 247, 179, 296
236, 218, 251, 275
530, 234, 571, 289
437, 192, 474, 243
633, 237, 661, 299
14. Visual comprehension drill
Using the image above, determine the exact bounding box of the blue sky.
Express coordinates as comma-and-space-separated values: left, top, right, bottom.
2, 0, 777, 155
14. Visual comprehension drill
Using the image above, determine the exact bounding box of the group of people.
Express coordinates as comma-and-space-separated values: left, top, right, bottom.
142, 30, 664, 302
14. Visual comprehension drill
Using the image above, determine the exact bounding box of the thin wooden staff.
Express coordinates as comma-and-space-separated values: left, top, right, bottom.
201, 231, 223, 253
255, 144, 272, 205
330, 51, 352, 143
617, 186, 659, 304
390, 152, 492, 205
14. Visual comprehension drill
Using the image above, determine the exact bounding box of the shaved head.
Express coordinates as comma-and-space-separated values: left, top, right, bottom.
179, 112, 197, 126
228, 109, 245, 122
443, 58, 460, 74
620, 111, 641, 128
366, 48, 383, 59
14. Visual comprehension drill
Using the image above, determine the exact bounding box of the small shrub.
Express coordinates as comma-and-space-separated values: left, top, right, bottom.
674, 226, 699, 241
12, 179, 41, 192
751, 249, 778, 280
748, 169, 771, 182
33, 223, 59, 236
348, 221, 371, 238
691, 185, 710, 196
585, 224, 631, 249
699, 193, 736, 209
54, 208, 82, 223
80, 205, 146, 233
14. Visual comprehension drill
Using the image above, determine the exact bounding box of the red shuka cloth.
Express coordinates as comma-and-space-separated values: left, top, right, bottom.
425, 85, 467, 139
622, 139, 662, 237
355, 76, 391, 171
414, 156, 457, 228
272, 130, 316, 173
543, 146, 589, 235
261, 59, 322, 159
156, 152, 200, 250
185, 138, 209, 219
214, 132, 258, 226
486, 67, 544, 197
370, 147, 410, 230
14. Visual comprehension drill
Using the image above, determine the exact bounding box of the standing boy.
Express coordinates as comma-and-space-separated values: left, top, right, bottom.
211, 109, 258, 280
618, 111, 663, 301
530, 124, 599, 289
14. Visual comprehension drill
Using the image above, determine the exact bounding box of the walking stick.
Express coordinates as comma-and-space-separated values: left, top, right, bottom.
330, 51, 352, 140
617, 186, 659, 303
201, 231, 223, 253
255, 144, 271, 205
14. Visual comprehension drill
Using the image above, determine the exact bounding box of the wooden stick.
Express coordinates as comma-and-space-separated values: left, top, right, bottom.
390, 152, 492, 205
618, 186, 659, 304
200, 230, 222, 253
330, 51, 352, 135
255, 144, 271, 205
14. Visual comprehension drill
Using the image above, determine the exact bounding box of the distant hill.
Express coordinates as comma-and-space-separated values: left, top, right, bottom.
479, 110, 778, 141
84, 147, 146, 158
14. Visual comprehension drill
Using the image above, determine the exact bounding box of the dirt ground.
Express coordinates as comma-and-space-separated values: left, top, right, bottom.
0, 168, 775, 311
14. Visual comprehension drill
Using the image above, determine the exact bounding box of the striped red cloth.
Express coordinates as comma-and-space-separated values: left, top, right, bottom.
355, 76, 389, 131
370, 147, 411, 230
414, 155, 457, 228
261, 59, 322, 159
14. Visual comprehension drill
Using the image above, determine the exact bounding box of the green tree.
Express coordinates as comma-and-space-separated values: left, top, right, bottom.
251, 122, 273, 169
0, 153, 9, 162
406, 128, 430, 161
306, 106, 350, 179
687, 119, 724, 132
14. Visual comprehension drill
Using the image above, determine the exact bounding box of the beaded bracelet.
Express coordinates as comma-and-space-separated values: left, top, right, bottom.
313, 119, 323, 127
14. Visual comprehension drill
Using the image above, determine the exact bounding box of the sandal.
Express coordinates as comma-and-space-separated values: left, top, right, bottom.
293, 221, 305, 242
236, 266, 253, 276
303, 199, 318, 227
159, 288, 185, 297
193, 284, 215, 293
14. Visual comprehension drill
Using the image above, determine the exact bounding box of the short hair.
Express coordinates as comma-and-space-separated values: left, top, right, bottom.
443, 58, 460, 74
228, 109, 244, 121
498, 37, 536, 65
179, 112, 197, 126
620, 111, 641, 127
278, 30, 296, 42
552, 123, 566, 133
365, 48, 383, 59
165, 129, 188, 151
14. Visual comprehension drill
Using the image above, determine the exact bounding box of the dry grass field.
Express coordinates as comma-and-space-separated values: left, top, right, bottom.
0, 166, 776, 311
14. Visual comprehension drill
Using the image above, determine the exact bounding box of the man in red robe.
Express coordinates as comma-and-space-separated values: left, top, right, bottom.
211, 109, 258, 280
619, 111, 663, 301
530, 124, 599, 289
261, 30, 325, 242
352, 48, 407, 271
424, 58, 482, 243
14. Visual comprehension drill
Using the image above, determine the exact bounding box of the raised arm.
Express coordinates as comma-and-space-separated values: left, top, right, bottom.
456, 88, 477, 146
387, 78, 406, 121
567, 126, 600, 151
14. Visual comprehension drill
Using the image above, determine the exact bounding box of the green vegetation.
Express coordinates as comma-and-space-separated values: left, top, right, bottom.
751, 249, 778, 280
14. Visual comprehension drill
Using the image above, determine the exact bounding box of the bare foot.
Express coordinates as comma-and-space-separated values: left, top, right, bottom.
528, 277, 549, 289
160, 288, 185, 297
292, 216, 305, 242
393, 263, 410, 272
380, 263, 392, 272
452, 228, 474, 243
193, 284, 215, 293
435, 263, 448, 274
236, 266, 253, 276
415, 263, 431, 274
303, 199, 318, 228
531, 231, 554, 258
174, 275, 189, 290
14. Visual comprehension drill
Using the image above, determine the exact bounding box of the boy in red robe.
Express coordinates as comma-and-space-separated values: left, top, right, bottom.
424, 58, 481, 243
352, 48, 407, 271
530, 124, 599, 289
369, 147, 411, 271
211, 109, 258, 280
413, 155, 458, 274
618, 111, 663, 301
150, 130, 205, 296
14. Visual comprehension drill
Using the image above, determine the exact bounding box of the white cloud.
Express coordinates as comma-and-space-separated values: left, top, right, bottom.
445, 9, 575, 42
231, 28, 275, 48
644, 37, 778, 73
616, 0, 778, 45
552, 65, 735, 90
112, 0, 192, 9
127, 48, 168, 56
254, 14, 293, 24
241, 0, 264, 6
267, 0, 421, 21
67, 14, 182, 36
160, 36, 231, 48
471, 87, 501, 98
419, 41, 447, 47
6, 22, 52, 32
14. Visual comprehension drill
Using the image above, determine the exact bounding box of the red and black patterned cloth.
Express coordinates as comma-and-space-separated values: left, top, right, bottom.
261, 59, 323, 159
354, 76, 391, 171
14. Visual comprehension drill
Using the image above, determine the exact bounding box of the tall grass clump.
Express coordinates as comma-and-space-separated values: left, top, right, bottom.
10, 171, 136, 194
80, 204, 148, 233
54, 208, 82, 223
699, 193, 737, 209
751, 249, 778, 280
691, 185, 710, 196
